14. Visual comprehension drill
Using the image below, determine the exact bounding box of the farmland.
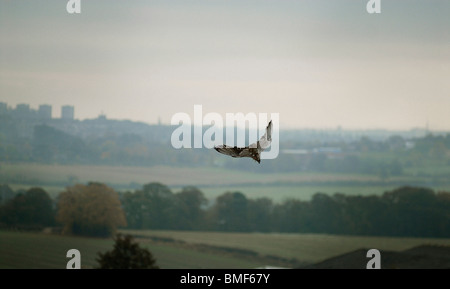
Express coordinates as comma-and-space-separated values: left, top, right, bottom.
0, 163, 384, 187
2, 163, 447, 202
0, 230, 259, 269
1, 230, 450, 269
124, 230, 450, 265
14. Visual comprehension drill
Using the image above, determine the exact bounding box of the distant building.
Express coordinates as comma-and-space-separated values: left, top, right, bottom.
61, 105, 74, 120
97, 114, 107, 121
0, 102, 7, 114
16, 103, 30, 116
38, 104, 52, 119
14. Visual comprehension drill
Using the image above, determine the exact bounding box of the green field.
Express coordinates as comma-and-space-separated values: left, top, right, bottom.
0, 163, 383, 186
0, 230, 259, 269
124, 230, 450, 265
2, 163, 447, 202
0, 231, 112, 269
6, 183, 408, 203
2, 230, 450, 269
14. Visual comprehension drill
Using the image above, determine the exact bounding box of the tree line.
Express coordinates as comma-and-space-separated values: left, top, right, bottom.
1, 183, 449, 238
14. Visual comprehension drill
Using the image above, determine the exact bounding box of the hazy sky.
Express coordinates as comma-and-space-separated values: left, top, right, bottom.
1, 0, 449, 130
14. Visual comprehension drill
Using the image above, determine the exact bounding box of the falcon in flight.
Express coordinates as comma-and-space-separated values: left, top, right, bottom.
214, 120, 272, 164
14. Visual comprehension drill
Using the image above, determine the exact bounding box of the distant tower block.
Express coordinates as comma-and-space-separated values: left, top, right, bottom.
0, 102, 7, 114
38, 104, 52, 119
61, 105, 74, 120
16, 103, 30, 116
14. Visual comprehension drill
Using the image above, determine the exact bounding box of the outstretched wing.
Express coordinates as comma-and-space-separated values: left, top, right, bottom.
214, 120, 272, 163
249, 120, 272, 150
214, 145, 252, 158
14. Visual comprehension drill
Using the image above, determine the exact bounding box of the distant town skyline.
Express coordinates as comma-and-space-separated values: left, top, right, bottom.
1, 1, 449, 130
0, 101, 75, 120
0, 100, 441, 135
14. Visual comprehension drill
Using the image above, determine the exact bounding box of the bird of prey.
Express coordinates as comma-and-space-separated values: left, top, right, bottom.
214, 120, 272, 164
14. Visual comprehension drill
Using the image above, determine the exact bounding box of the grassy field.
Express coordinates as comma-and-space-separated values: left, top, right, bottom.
6, 183, 408, 203
124, 230, 450, 265
403, 165, 450, 176
8, 182, 450, 204
3, 163, 447, 201
0, 230, 112, 269
0, 163, 384, 186
2, 230, 450, 269
0, 230, 260, 269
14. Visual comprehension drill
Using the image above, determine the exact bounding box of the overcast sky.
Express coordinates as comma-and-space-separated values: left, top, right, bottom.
1, 0, 449, 130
